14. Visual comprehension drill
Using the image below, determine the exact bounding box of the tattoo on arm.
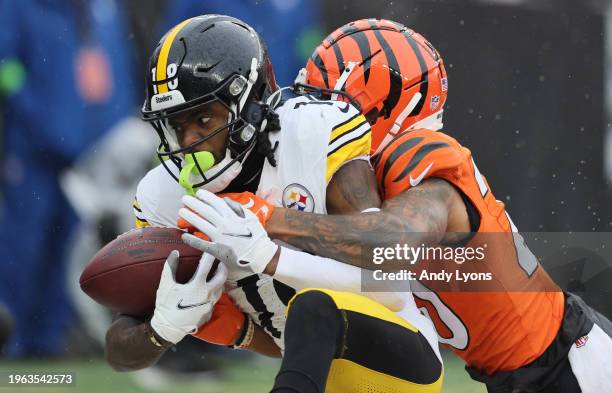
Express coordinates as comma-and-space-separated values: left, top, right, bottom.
269, 178, 456, 269
325, 159, 381, 214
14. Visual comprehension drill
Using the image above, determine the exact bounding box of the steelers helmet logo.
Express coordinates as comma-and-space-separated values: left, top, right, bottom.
282, 183, 315, 212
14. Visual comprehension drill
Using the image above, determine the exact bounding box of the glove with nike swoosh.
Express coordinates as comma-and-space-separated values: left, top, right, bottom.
179, 189, 279, 278
150, 250, 228, 344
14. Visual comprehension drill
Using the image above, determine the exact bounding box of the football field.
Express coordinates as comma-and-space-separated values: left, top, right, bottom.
0, 351, 485, 393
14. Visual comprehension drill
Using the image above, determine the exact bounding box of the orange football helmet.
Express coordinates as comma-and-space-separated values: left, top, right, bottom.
303, 19, 448, 154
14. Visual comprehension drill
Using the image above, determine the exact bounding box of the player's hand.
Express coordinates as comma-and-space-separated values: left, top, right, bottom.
150, 251, 227, 344
217, 191, 275, 227
179, 189, 279, 276
192, 293, 246, 346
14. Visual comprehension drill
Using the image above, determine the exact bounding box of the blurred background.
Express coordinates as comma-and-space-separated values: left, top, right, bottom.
0, 0, 611, 392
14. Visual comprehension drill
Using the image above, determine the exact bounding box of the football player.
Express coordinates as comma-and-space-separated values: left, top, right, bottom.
105, 15, 443, 393
183, 19, 612, 393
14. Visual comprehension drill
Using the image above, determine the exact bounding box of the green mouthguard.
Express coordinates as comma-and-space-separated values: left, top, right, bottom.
179, 151, 215, 196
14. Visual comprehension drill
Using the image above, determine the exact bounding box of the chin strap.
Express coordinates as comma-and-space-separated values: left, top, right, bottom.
330, 62, 358, 101
238, 58, 259, 114
373, 92, 422, 156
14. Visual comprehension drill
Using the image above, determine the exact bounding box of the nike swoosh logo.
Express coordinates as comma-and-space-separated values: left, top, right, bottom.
222, 230, 253, 238
409, 162, 434, 187
177, 299, 210, 310
339, 103, 350, 113
243, 198, 255, 209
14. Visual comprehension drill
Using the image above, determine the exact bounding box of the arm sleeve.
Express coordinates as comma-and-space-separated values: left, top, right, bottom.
274, 246, 407, 312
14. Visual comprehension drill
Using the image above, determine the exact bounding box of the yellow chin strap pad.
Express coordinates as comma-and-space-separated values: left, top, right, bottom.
179, 151, 215, 196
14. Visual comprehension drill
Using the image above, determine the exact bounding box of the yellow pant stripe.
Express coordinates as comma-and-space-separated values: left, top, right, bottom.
290, 289, 417, 333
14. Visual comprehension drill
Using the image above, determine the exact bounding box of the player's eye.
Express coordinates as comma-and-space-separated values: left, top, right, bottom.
199, 117, 211, 126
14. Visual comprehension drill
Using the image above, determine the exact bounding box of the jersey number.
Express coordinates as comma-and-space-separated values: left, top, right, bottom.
412, 280, 469, 350
413, 159, 539, 351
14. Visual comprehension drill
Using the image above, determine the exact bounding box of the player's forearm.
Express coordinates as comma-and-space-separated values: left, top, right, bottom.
105, 315, 170, 372
267, 180, 451, 269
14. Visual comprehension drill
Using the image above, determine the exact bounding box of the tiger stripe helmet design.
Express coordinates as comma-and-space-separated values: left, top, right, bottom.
305, 19, 448, 154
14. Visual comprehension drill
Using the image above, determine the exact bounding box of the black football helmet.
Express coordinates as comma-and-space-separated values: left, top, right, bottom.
141, 15, 279, 194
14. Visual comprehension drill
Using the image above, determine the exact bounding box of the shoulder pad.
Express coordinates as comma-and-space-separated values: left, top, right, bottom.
374, 129, 466, 198
278, 97, 371, 183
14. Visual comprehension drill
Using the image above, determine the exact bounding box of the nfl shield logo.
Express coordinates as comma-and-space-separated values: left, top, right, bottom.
430, 95, 440, 110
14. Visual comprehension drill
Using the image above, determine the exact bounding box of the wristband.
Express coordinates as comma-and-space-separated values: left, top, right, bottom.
232, 316, 255, 350
146, 321, 172, 349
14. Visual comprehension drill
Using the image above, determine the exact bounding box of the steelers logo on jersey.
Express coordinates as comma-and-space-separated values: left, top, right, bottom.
282, 183, 315, 212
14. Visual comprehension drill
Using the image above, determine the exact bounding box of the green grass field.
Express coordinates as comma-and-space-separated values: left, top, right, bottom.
0, 351, 485, 393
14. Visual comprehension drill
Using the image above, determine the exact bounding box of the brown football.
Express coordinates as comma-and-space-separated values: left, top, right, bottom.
79, 227, 203, 317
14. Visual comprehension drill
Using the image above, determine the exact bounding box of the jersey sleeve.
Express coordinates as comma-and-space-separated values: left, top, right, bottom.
325, 105, 372, 183
132, 196, 150, 228
374, 129, 465, 199
132, 164, 185, 228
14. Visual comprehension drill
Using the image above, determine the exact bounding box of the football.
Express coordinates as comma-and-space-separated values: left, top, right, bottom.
80, 227, 203, 317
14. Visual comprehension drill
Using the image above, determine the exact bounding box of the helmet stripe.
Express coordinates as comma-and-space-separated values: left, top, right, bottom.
347, 30, 373, 84
331, 36, 346, 75
156, 18, 193, 94
311, 50, 330, 89
401, 31, 429, 117
368, 21, 402, 118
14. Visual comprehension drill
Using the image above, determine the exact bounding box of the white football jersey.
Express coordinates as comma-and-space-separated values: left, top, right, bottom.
134, 95, 371, 349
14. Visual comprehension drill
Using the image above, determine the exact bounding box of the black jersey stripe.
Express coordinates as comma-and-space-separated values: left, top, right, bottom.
327, 125, 371, 157
331, 111, 361, 131
380, 137, 424, 189
393, 142, 449, 182
329, 118, 369, 147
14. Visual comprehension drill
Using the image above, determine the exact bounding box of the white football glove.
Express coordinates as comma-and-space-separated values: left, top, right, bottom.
150, 250, 227, 344
179, 189, 279, 277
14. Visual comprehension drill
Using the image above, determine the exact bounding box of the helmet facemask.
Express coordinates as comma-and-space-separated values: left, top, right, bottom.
142, 15, 279, 195
144, 66, 271, 195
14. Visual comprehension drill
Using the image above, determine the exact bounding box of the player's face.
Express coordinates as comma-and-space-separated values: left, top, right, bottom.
169, 101, 230, 163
